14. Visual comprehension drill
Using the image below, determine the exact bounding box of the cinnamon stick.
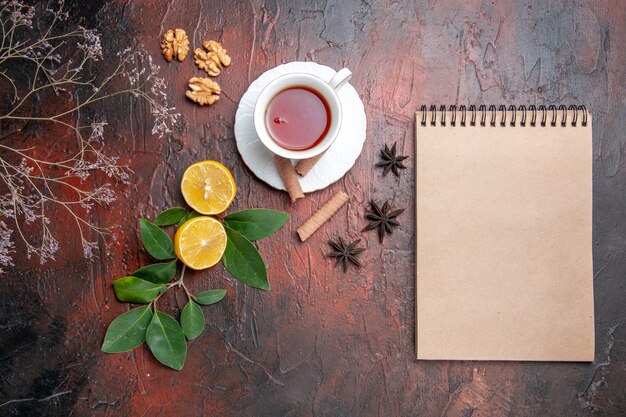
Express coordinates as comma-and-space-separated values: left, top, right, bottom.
297, 190, 349, 242
274, 155, 304, 203
295, 152, 325, 177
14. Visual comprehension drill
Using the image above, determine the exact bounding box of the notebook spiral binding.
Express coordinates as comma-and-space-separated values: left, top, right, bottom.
419, 104, 588, 128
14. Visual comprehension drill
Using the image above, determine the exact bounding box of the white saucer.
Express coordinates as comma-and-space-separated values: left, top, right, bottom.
234, 61, 367, 192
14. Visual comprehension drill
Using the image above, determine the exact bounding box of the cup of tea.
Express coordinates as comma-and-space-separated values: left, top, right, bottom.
253, 68, 352, 160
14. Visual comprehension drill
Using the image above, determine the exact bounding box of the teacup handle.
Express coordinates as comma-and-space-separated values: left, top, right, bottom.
328, 68, 352, 92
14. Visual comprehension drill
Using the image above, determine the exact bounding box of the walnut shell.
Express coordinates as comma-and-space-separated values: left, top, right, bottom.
160, 28, 190, 62
186, 77, 221, 106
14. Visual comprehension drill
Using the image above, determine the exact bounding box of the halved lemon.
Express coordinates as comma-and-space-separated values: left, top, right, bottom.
181, 160, 236, 215
174, 216, 227, 270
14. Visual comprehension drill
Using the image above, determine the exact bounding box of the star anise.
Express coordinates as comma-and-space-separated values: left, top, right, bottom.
326, 237, 365, 272
375, 142, 408, 177
362, 200, 405, 243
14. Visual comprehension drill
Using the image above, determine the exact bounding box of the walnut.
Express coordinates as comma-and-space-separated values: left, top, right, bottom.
203, 40, 231, 66
193, 40, 231, 76
193, 48, 221, 76
186, 77, 221, 105
161, 29, 190, 62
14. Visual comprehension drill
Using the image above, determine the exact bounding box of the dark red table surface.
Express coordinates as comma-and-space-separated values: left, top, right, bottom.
3, 1, 626, 416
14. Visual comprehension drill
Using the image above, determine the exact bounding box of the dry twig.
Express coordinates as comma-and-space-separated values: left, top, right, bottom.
0, 1, 180, 271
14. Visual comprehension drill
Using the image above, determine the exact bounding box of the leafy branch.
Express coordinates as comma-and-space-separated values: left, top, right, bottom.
102, 207, 288, 370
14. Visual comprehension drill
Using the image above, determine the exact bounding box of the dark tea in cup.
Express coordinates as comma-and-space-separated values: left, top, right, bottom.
253, 68, 351, 160
265, 87, 331, 151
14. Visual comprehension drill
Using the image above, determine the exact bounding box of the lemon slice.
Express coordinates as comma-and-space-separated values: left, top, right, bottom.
181, 160, 236, 215
174, 216, 227, 270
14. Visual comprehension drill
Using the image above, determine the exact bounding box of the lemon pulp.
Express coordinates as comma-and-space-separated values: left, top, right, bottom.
174, 216, 227, 270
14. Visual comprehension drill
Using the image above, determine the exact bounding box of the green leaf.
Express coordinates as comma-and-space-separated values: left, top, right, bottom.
132, 260, 177, 284
101, 306, 153, 353
140, 218, 175, 260
194, 289, 227, 305
180, 301, 205, 340
113, 276, 165, 303
177, 210, 202, 228
221, 226, 269, 291
224, 209, 289, 241
146, 311, 187, 370
154, 207, 187, 226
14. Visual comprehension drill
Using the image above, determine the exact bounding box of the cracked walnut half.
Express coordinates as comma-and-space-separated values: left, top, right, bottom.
161, 29, 190, 62
186, 77, 221, 105
194, 40, 231, 76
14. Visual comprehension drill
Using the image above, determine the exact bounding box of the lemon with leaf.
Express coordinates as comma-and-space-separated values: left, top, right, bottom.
174, 216, 227, 270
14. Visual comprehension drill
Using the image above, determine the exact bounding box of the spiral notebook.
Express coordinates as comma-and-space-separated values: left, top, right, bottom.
416, 105, 594, 361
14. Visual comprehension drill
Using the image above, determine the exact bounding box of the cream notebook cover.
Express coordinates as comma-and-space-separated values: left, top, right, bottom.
416, 106, 594, 361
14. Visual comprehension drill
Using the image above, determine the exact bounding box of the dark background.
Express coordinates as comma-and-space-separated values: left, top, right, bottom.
1, 0, 625, 416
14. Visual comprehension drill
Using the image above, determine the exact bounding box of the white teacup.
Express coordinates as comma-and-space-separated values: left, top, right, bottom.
253, 68, 352, 160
